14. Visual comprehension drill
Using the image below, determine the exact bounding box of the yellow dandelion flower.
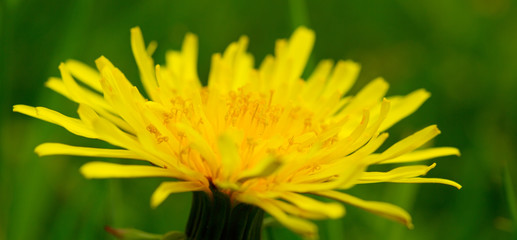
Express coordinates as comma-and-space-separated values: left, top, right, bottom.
14, 27, 461, 239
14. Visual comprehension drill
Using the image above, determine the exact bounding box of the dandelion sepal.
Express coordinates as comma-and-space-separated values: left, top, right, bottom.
184, 187, 265, 240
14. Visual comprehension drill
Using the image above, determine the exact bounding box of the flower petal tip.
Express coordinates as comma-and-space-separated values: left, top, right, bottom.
79, 162, 99, 179
407, 222, 415, 230
130, 26, 141, 33
12, 104, 30, 113
34, 144, 45, 157
150, 197, 162, 209
453, 148, 461, 157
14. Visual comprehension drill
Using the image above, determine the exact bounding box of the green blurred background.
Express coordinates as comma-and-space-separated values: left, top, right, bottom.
1, 0, 516, 239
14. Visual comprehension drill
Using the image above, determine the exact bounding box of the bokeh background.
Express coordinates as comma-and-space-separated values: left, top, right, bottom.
1, 0, 516, 239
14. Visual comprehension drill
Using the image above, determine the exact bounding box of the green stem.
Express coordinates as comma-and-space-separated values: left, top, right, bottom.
185, 184, 264, 240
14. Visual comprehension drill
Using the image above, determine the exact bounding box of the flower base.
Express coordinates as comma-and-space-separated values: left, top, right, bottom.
185, 185, 264, 240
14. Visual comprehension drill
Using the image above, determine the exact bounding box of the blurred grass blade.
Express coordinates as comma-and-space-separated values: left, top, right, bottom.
287, 0, 315, 78
105, 226, 180, 240
503, 164, 517, 234
288, 0, 310, 28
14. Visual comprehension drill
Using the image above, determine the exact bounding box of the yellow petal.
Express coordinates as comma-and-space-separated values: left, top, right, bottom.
271, 199, 329, 219
391, 177, 462, 189
65, 59, 103, 92
13, 105, 96, 138
45, 78, 134, 134
286, 26, 315, 82
80, 162, 176, 179
176, 123, 218, 170
59, 63, 112, 111
95, 56, 147, 130
303, 59, 334, 101
347, 99, 390, 152
238, 194, 318, 239
151, 181, 205, 208
375, 125, 441, 163
164, 33, 201, 90
88, 115, 171, 169
378, 147, 460, 164
341, 77, 389, 114
45, 77, 70, 98
238, 155, 283, 182
380, 89, 430, 131
131, 27, 158, 100
231, 37, 254, 90
180, 33, 200, 84
217, 133, 241, 179
334, 110, 370, 155
359, 163, 437, 183
258, 54, 275, 91
316, 190, 413, 229
321, 60, 360, 98
80, 103, 134, 134
280, 192, 345, 219
146, 40, 158, 56
35, 143, 142, 159
274, 180, 345, 193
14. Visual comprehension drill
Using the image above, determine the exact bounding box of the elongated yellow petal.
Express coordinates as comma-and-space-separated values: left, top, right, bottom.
35, 143, 142, 159
176, 123, 218, 170
65, 59, 103, 92
286, 26, 315, 82
391, 177, 462, 189
280, 192, 345, 219
238, 194, 318, 239
96, 56, 147, 130
380, 89, 430, 131
180, 33, 199, 83
271, 199, 329, 219
80, 162, 176, 179
284, 133, 389, 192
321, 60, 360, 98
359, 163, 436, 183
59, 63, 113, 111
13, 105, 96, 138
334, 110, 370, 155
303, 59, 334, 101
316, 190, 413, 229
88, 114, 172, 169
46, 79, 134, 133
131, 27, 158, 100
378, 147, 460, 164
341, 77, 388, 114
336, 133, 388, 189
238, 156, 283, 182
374, 125, 441, 163
151, 181, 205, 208
146, 40, 158, 56
165, 33, 201, 91
347, 99, 390, 152
217, 133, 241, 179
45, 77, 70, 98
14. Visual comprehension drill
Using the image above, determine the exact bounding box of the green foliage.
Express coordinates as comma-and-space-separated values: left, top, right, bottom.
1, 0, 516, 239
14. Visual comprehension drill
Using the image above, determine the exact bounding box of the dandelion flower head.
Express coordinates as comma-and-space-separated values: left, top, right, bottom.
14, 27, 461, 238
